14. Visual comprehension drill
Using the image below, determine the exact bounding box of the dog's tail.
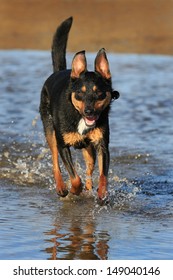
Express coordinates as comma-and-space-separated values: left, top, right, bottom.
51, 17, 73, 72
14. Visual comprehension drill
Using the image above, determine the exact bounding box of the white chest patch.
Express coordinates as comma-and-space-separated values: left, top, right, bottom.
77, 118, 89, 135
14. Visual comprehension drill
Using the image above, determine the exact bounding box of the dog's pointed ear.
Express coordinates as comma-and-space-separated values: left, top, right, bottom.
71, 50, 87, 78
95, 48, 111, 79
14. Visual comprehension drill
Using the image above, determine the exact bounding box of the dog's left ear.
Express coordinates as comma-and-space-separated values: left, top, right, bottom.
71, 50, 87, 78
95, 48, 111, 79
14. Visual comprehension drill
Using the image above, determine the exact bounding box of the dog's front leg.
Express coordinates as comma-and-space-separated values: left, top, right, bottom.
82, 144, 96, 191
97, 143, 110, 201
59, 146, 82, 195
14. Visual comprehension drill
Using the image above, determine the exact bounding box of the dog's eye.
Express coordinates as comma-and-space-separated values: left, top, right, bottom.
75, 92, 84, 100
97, 91, 106, 100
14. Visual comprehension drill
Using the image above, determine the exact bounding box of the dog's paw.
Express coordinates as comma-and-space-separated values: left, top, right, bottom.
97, 186, 109, 205
57, 189, 69, 197
85, 178, 93, 191
96, 194, 110, 206
69, 176, 83, 196
70, 184, 83, 196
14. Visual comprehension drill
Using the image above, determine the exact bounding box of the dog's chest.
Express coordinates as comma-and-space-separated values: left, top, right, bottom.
62, 121, 103, 148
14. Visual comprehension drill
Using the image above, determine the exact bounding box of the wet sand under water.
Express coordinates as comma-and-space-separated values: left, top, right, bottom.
0, 51, 173, 259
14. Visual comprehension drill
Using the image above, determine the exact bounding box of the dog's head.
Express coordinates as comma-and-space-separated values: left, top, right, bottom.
70, 49, 119, 131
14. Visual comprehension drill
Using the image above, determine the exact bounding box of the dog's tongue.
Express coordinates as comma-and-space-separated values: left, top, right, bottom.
84, 116, 98, 126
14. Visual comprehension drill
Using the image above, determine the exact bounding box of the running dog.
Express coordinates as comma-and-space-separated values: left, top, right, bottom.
39, 17, 119, 202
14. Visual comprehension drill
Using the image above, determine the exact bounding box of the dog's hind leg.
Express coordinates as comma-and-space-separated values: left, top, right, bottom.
46, 132, 68, 197
82, 145, 96, 191
39, 87, 68, 197
58, 146, 82, 196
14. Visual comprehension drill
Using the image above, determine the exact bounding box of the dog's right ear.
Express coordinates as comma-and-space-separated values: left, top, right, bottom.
71, 51, 87, 78
95, 48, 111, 79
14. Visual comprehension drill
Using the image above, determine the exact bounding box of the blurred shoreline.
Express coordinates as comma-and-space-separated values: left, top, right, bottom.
1, 0, 173, 54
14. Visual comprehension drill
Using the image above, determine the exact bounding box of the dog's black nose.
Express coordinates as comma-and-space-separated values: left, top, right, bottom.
84, 108, 94, 116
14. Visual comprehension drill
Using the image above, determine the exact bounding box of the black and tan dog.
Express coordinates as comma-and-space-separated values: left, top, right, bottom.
39, 17, 119, 202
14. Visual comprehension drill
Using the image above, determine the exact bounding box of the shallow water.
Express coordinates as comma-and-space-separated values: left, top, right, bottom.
0, 50, 173, 260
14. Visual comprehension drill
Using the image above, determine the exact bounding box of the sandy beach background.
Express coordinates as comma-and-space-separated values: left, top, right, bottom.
0, 0, 173, 54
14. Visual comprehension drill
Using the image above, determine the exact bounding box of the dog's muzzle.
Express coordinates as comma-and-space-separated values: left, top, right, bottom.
84, 115, 99, 127
83, 108, 99, 127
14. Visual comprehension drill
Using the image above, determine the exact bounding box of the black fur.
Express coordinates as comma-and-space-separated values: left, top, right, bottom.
52, 16, 73, 71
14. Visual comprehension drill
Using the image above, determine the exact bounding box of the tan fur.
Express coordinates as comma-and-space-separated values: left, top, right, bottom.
63, 127, 103, 146
46, 131, 66, 194
71, 92, 84, 113
82, 146, 95, 190
63, 131, 84, 146
94, 92, 111, 111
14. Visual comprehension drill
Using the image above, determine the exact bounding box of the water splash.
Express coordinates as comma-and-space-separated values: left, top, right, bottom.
0, 115, 141, 210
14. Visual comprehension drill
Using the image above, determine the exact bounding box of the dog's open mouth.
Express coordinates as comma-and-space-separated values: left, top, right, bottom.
84, 115, 99, 127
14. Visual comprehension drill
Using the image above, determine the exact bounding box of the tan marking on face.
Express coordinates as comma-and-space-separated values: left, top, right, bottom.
94, 92, 111, 111
71, 92, 84, 113
63, 132, 84, 146
93, 85, 97, 92
81, 85, 86, 92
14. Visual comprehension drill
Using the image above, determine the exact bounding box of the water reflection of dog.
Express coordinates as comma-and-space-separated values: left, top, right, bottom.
44, 207, 110, 260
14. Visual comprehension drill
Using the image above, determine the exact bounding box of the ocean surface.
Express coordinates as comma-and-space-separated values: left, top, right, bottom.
0, 50, 173, 260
